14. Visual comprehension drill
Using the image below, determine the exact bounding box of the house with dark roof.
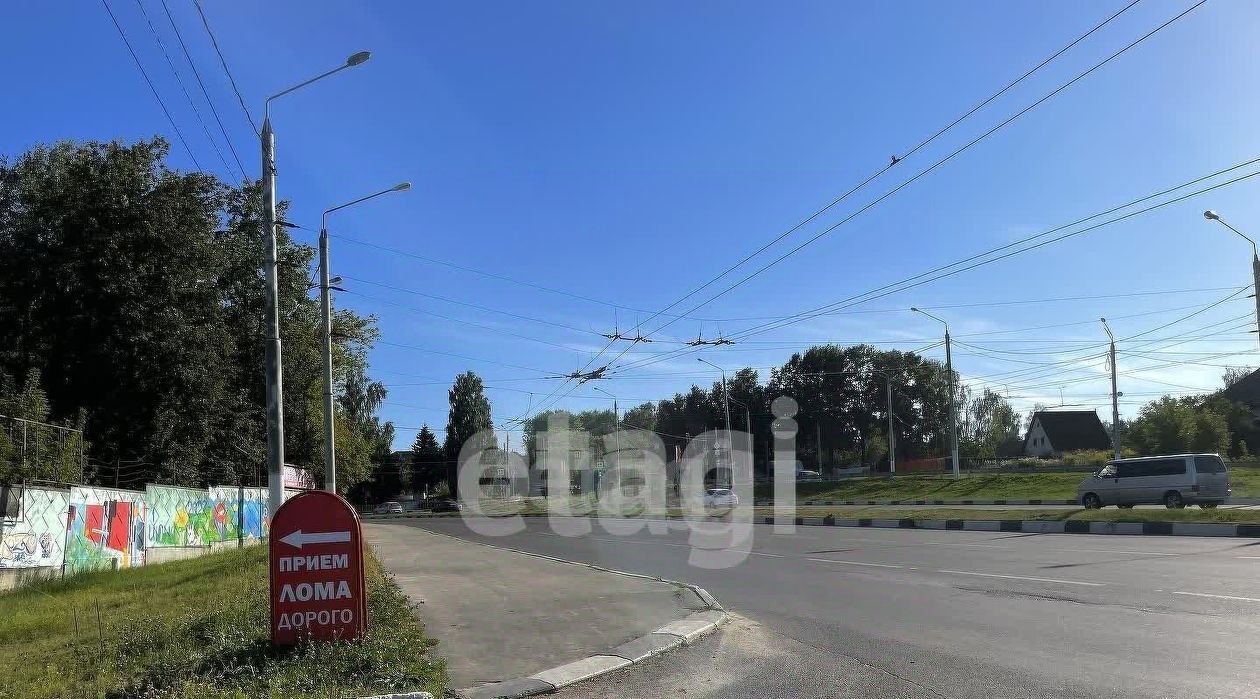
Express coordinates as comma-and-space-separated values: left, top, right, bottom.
1022, 410, 1112, 457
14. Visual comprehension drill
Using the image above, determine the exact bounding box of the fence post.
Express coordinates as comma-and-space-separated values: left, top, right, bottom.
237, 482, 244, 548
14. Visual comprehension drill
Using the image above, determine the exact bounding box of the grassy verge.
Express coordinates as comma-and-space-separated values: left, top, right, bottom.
0, 544, 445, 699
751, 467, 1260, 502
773, 506, 1260, 524
442, 499, 1260, 524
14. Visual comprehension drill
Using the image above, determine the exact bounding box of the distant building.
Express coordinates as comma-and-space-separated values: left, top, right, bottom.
1022, 410, 1112, 457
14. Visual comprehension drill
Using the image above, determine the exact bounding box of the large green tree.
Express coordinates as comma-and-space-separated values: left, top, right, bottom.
409, 425, 444, 494
1126, 396, 1234, 456
443, 371, 494, 498
0, 138, 386, 488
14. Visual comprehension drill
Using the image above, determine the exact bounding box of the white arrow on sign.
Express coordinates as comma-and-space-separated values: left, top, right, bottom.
279, 529, 352, 549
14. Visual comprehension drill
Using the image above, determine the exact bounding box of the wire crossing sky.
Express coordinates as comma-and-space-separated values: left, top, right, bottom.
6, 0, 1260, 447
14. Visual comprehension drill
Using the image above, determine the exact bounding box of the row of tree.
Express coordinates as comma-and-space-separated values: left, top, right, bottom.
0, 138, 392, 489
375, 357, 1260, 502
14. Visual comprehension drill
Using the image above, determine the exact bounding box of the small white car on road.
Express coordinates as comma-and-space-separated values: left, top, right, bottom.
703, 488, 739, 508
374, 501, 404, 514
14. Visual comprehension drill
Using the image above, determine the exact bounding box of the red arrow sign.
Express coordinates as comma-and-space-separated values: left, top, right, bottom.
269, 490, 366, 644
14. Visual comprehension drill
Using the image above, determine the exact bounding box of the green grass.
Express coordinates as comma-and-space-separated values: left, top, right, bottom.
752, 466, 1260, 502
777, 505, 1260, 523
0, 545, 445, 699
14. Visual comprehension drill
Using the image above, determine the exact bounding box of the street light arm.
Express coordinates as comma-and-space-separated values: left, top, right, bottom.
696, 357, 725, 374
264, 51, 372, 118
322, 183, 412, 228
1216, 219, 1259, 258
1100, 317, 1115, 343
910, 306, 949, 331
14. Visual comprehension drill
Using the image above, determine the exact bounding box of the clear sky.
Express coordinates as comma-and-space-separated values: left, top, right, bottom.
6, 0, 1260, 450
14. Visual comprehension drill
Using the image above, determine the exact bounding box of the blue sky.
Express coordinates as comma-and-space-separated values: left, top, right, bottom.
6, 0, 1260, 450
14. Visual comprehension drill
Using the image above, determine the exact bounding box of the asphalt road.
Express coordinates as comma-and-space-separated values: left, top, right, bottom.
389, 516, 1260, 698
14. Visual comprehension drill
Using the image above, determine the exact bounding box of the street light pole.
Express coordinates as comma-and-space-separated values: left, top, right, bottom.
259, 51, 371, 511
1101, 318, 1122, 461
1204, 210, 1260, 346
886, 375, 896, 475
319, 182, 411, 494
697, 358, 732, 436
592, 386, 619, 462
911, 308, 959, 477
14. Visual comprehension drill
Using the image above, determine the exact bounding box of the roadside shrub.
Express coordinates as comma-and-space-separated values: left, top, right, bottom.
1061, 450, 1113, 467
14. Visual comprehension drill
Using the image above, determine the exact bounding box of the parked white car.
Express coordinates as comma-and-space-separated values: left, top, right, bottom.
795, 470, 822, 482
703, 488, 739, 508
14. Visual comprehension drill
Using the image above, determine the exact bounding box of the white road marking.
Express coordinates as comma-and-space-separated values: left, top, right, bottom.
937, 570, 1105, 587
1051, 548, 1178, 556
1234, 556, 1260, 560
748, 551, 786, 558
1172, 591, 1260, 603
807, 558, 905, 569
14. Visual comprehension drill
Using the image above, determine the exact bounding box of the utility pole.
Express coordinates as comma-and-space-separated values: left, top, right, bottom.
1204, 211, 1260, 345
260, 51, 373, 511
1101, 318, 1121, 461
696, 358, 732, 477
318, 183, 409, 495
886, 376, 896, 475
261, 113, 286, 512
815, 422, 823, 469
913, 308, 959, 477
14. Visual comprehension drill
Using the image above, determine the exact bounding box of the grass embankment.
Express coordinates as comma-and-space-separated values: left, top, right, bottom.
785, 506, 1260, 523
0, 545, 445, 699
465, 497, 1260, 524
753, 466, 1260, 502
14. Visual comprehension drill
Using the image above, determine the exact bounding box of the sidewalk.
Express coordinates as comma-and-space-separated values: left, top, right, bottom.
364, 522, 712, 689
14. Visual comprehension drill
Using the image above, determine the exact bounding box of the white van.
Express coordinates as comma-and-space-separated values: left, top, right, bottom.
1077, 454, 1231, 509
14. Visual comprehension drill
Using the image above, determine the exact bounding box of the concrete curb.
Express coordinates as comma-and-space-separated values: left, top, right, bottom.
366, 511, 1260, 538
755, 498, 1080, 506
753, 497, 1260, 506
389, 527, 728, 699
758, 515, 1260, 537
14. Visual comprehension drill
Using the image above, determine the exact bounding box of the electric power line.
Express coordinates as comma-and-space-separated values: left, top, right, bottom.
191, 0, 258, 135
100, 0, 203, 169
157, 0, 248, 178
132, 0, 234, 176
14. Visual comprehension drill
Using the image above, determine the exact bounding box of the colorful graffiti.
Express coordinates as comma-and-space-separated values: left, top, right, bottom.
147, 486, 268, 547
0, 487, 69, 569
67, 487, 147, 573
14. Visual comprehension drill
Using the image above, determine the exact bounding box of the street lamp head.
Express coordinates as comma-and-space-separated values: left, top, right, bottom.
329, 275, 343, 286
1204, 210, 1220, 221
346, 51, 371, 67
392, 181, 412, 192
909, 307, 921, 312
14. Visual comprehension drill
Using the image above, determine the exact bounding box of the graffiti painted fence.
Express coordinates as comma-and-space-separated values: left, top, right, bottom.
0, 480, 278, 587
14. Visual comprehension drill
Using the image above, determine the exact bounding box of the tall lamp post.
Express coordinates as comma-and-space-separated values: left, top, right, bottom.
260, 50, 372, 510
1203, 210, 1260, 346
697, 358, 733, 486
1101, 317, 1122, 461
320, 182, 411, 493
696, 358, 732, 437
911, 307, 959, 477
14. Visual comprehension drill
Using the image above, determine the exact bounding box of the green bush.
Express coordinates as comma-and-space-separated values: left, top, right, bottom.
1061, 450, 1114, 467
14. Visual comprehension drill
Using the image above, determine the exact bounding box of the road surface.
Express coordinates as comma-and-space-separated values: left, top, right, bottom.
387, 517, 1260, 698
